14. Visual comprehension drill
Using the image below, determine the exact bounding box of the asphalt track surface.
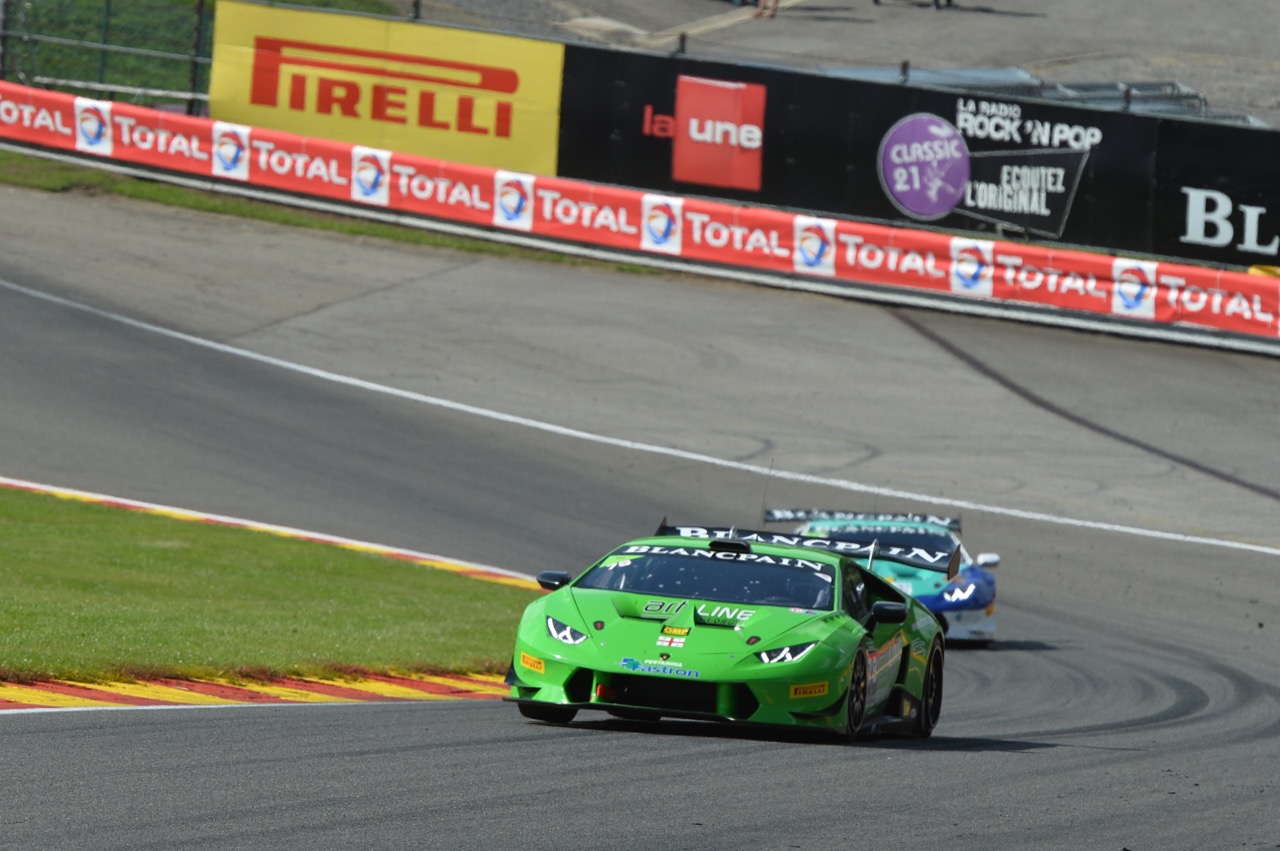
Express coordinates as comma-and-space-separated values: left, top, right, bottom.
2, 2, 1280, 849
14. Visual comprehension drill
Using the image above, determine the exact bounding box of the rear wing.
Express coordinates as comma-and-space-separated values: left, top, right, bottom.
655, 523, 960, 580
764, 508, 962, 534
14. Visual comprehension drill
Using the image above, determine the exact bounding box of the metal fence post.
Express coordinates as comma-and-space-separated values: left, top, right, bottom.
190, 0, 207, 115
98, 0, 111, 86
0, 0, 8, 81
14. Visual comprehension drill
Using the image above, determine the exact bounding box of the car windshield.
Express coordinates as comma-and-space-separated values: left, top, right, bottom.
576, 547, 836, 610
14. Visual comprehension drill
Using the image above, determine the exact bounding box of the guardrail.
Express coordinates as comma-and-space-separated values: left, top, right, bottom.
1, 80, 1276, 357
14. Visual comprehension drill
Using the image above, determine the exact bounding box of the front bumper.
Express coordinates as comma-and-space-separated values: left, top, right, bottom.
505, 655, 851, 731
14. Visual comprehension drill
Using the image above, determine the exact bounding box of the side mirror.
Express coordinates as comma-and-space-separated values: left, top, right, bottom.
975, 553, 1001, 569
868, 600, 908, 628
537, 571, 572, 591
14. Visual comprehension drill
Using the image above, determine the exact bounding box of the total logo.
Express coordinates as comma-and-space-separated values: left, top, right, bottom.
641, 75, 767, 192
641, 195, 683, 255
351, 146, 390, 207
493, 170, 534, 231
73, 98, 112, 156
793, 216, 836, 277
949, 237, 995, 297
212, 122, 251, 181
1111, 258, 1157, 320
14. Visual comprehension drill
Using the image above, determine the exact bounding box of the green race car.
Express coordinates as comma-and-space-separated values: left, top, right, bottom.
505, 524, 956, 740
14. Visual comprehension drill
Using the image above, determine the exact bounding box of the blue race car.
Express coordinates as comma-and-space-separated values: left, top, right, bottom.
766, 509, 999, 643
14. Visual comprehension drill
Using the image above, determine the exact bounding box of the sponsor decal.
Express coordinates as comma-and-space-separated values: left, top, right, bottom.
1180, 187, 1280, 257
109, 114, 209, 162
74, 98, 113, 156
1164, 274, 1276, 328
793, 216, 836, 277
390, 163, 491, 211
838, 232, 945, 281
951, 99, 1094, 237
665, 528, 954, 564
351, 145, 391, 206
520, 651, 545, 674
493, 170, 535, 231
619, 658, 700, 678
534, 187, 637, 234
642, 599, 758, 624
642, 75, 767, 192
943, 583, 976, 602
661, 625, 690, 637
209, 0, 564, 172
0, 90, 73, 137
625, 545, 823, 571
878, 113, 969, 220
950, 237, 995, 297
250, 138, 348, 186
1111, 258, 1158, 320
656, 635, 686, 648
212, 121, 251, 180
789, 682, 829, 700
640, 194, 683, 255
685, 210, 787, 258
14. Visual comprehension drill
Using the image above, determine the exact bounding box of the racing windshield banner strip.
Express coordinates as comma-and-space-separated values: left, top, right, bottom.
657, 524, 958, 574
0, 79, 1276, 343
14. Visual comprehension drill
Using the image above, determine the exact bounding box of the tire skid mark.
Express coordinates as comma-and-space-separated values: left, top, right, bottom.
890, 309, 1280, 503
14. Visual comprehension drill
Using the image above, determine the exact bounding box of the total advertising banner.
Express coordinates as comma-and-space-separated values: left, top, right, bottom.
208, 0, 564, 175
1, 80, 1276, 345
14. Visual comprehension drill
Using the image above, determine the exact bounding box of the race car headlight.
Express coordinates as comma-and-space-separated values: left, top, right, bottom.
546, 617, 587, 645
757, 642, 816, 664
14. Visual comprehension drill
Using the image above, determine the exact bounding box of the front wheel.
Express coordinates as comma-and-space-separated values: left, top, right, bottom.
843, 650, 869, 743
913, 642, 944, 737
518, 702, 578, 724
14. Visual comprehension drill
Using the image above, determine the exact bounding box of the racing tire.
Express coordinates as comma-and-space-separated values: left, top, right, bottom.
843, 650, 869, 743
518, 702, 578, 724
913, 642, 944, 737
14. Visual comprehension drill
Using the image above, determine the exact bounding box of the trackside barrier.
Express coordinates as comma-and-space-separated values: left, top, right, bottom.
2, 80, 1278, 349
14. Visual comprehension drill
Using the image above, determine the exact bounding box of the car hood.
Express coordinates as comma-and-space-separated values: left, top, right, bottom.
563, 589, 841, 652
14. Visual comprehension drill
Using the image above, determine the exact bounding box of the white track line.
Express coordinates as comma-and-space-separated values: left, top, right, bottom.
4, 276, 1278, 558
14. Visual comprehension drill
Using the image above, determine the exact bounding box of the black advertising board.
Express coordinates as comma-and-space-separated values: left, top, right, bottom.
1152, 121, 1280, 267
558, 43, 1280, 268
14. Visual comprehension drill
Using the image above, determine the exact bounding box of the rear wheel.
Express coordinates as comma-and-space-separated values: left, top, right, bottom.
913, 642, 944, 737
518, 702, 578, 724
843, 650, 869, 742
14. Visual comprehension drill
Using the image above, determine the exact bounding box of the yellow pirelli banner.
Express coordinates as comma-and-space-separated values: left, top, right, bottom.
209, 0, 564, 173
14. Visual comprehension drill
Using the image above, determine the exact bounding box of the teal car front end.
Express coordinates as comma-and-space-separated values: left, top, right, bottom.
506, 526, 950, 740
768, 509, 1001, 643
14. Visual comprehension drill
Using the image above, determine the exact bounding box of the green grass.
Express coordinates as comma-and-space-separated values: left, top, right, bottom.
0, 488, 540, 683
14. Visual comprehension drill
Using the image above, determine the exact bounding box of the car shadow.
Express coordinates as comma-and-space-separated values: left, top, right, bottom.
564, 717, 1059, 751
948, 638, 1058, 652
